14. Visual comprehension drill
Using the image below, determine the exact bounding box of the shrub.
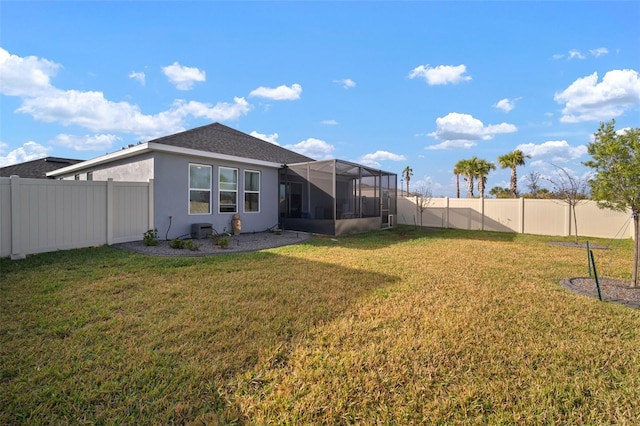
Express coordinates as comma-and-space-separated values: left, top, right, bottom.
169, 238, 185, 249
143, 229, 158, 246
184, 239, 201, 251
218, 235, 229, 249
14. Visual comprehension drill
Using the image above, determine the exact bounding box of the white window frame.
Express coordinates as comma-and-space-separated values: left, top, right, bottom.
218, 166, 238, 214
244, 170, 261, 213
189, 163, 212, 215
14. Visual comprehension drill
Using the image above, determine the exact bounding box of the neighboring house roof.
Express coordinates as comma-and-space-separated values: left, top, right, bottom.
47, 123, 315, 177
152, 122, 314, 164
0, 157, 83, 179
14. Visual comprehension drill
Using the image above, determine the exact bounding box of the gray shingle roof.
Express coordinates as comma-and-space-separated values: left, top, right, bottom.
151, 122, 315, 164
0, 157, 83, 179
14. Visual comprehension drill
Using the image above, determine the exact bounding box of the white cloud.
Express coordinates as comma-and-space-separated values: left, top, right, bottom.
568, 49, 586, 60
554, 69, 640, 123
554, 48, 609, 61
0, 47, 59, 97
358, 150, 406, 168
162, 62, 206, 90
333, 78, 356, 89
250, 131, 280, 145
426, 140, 478, 150
495, 97, 520, 113
16, 89, 251, 140
321, 119, 338, 125
2, 49, 251, 142
0, 141, 51, 167
517, 140, 588, 166
129, 71, 146, 86
52, 133, 121, 152
283, 138, 334, 160
408, 64, 471, 85
249, 83, 302, 100
171, 97, 252, 123
426, 112, 517, 150
590, 47, 609, 57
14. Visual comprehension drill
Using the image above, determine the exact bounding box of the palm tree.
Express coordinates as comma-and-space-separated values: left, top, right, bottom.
489, 186, 511, 198
402, 166, 413, 195
452, 162, 462, 198
497, 149, 530, 197
455, 158, 475, 198
473, 159, 496, 198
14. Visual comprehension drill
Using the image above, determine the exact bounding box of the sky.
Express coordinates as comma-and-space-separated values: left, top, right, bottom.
1, 1, 639, 197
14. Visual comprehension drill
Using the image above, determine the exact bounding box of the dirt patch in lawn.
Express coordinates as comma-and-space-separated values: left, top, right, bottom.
560, 277, 640, 309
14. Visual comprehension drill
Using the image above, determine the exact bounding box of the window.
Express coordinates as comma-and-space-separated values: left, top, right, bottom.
219, 167, 238, 213
74, 174, 80, 180
244, 170, 260, 212
86, 171, 93, 181
189, 164, 211, 214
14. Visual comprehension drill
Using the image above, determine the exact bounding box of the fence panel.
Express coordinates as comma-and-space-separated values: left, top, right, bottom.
0, 180, 10, 257
523, 199, 568, 236
0, 177, 151, 258
448, 198, 482, 230
113, 182, 150, 243
483, 199, 520, 233
575, 201, 633, 239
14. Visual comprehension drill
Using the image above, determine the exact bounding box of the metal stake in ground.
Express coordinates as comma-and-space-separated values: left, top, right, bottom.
590, 250, 602, 301
587, 241, 592, 277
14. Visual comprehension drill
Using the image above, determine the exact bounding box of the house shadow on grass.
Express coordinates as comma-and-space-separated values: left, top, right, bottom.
0, 246, 399, 424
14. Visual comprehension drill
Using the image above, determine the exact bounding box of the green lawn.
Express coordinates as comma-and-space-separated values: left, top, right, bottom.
1, 227, 639, 424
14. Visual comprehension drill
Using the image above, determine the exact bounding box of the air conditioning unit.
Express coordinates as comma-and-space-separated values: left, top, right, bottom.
191, 223, 213, 239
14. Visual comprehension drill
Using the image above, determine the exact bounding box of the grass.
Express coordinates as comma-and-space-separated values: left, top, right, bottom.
1, 227, 639, 424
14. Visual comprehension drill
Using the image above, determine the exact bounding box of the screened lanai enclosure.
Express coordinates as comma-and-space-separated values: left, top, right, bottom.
279, 159, 397, 235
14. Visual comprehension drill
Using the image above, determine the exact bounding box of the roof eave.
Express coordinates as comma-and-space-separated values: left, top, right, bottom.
149, 143, 284, 168
47, 144, 152, 177
46, 142, 285, 177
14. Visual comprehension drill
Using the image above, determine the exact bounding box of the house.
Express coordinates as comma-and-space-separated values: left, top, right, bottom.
0, 157, 82, 179
47, 123, 397, 237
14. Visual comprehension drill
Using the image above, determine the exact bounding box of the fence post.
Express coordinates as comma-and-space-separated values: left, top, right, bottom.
445, 196, 450, 228
148, 179, 154, 230
480, 197, 485, 231
10, 176, 25, 260
106, 179, 114, 245
520, 197, 525, 234
565, 204, 572, 237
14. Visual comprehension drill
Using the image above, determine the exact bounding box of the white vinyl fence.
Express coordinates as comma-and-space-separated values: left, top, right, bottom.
398, 196, 634, 240
1, 177, 153, 259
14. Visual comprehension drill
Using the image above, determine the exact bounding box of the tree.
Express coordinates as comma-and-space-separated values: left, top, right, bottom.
498, 149, 530, 197
402, 166, 413, 196
454, 159, 472, 198
455, 158, 475, 198
525, 171, 542, 198
414, 183, 433, 227
545, 165, 589, 244
584, 119, 640, 287
489, 186, 511, 198
452, 163, 462, 198
473, 158, 496, 198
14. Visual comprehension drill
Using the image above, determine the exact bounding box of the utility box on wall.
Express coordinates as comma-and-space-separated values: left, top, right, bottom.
191, 223, 213, 239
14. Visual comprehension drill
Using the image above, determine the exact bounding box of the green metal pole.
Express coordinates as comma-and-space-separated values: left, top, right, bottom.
586, 241, 592, 277
589, 250, 602, 301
